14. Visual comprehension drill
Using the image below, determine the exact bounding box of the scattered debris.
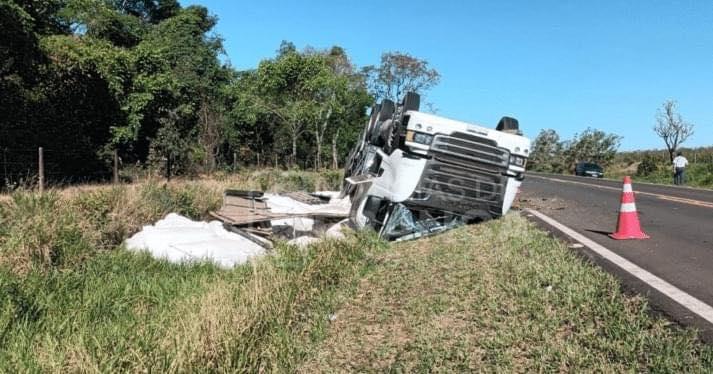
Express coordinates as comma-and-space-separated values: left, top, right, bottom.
125, 213, 266, 268
205, 190, 350, 247
284, 191, 328, 205
127, 91, 536, 261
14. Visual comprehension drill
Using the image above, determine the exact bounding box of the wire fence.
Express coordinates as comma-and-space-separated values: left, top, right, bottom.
1, 147, 120, 192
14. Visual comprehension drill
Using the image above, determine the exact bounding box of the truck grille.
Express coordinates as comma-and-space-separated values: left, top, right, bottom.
431, 132, 509, 170
411, 132, 510, 215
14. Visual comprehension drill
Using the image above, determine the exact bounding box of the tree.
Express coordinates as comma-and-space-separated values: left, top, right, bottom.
654, 100, 694, 162
529, 129, 564, 172
306, 46, 370, 170
1, 0, 233, 186
150, 107, 191, 180
563, 128, 621, 170
362, 51, 440, 102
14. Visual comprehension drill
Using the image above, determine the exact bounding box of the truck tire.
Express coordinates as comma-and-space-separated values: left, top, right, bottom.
368, 104, 380, 127
376, 119, 393, 147
364, 104, 380, 141
401, 92, 420, 112
496, 116, 519, 132
378, 99, 395, 122
382, 119, 401, 154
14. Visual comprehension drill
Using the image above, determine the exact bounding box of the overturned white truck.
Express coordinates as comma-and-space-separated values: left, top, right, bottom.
342, 92, 531, 241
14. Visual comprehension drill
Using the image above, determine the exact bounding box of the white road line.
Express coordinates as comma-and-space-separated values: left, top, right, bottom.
526, 208, 713, 325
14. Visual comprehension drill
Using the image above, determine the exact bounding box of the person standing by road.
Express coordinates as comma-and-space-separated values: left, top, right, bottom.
673, 151, 689, 185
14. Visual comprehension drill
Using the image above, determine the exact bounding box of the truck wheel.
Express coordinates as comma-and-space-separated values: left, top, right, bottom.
370, 121, 385, 146
368, 104, 379, 126
401, 92, 420, 112
378, 99, 395, 122
496, 116, 519, 132
382, 120, 400, 154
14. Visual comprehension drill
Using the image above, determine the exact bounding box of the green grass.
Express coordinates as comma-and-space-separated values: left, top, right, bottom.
2, 174, 713, 371
0, 234, 384, 372
0, 169, 375, 372
302, 214, 713, 372
607, 148, 713, 189
605, 161, 713, 189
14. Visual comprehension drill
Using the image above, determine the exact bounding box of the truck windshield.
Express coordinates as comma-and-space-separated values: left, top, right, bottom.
382, 204, 464, 241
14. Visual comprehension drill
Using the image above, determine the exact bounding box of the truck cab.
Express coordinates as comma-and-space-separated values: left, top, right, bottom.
342, 92, 531, 241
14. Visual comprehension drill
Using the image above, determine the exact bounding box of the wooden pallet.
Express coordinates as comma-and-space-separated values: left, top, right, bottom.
211, 194, 347, 227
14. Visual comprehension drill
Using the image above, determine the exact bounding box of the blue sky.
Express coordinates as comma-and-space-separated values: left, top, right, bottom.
185, 0, 713, 150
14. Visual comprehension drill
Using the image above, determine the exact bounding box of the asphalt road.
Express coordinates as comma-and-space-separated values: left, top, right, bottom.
520, 172, 713, 339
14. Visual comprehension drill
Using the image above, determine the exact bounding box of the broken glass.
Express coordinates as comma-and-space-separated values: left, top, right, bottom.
381, 203, 464, 241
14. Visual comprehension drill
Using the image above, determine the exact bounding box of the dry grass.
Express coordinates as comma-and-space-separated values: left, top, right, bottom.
0, 169, 343, 275
0, 166, 377, 372
301, 214, 713, 372
9, 235, 379, 373
3, 172, 712, 371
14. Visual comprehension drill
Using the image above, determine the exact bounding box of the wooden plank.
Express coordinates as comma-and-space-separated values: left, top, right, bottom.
222, 225, 273, 249
284, 191, 327, 205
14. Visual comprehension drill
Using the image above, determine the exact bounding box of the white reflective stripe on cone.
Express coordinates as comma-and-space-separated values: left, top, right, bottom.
622, 184, 633, 193
620, 202, 637, 212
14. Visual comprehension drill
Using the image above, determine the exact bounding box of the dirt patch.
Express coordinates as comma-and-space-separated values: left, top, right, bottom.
518, 195, 568, 211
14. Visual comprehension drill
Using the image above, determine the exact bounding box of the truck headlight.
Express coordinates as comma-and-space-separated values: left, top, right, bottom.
509, 155, 527, 168
406, 130, 434, 145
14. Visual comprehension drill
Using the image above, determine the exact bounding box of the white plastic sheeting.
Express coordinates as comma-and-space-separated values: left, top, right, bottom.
287, 218, 350, 247
265, 191, 351, 232
124, 192, 352, 264
125, 213, 266, 268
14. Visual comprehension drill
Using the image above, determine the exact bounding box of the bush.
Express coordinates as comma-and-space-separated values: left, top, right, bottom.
0, 182, 222, 275
281, 171, 316, 191
636, 155, 659, 176
0, 193, 92, 273
319, 169, 343, 191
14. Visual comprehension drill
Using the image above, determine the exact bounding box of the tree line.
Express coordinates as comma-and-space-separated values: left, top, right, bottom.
1, 0, 440, 187
529, 100, 699, 174
528, 128, 621, 173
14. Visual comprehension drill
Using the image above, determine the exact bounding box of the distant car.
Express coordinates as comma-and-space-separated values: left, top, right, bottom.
575, 162, 604, 178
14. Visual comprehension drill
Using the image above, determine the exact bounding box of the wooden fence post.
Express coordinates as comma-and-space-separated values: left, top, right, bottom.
233, 152, 237, 173
2, 148, 7, 183
113, 150, 119, 184
38, 147, 44, 193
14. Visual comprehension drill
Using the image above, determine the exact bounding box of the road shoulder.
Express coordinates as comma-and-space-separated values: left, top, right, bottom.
300, 214, 713, 372
524, 208, 713, 343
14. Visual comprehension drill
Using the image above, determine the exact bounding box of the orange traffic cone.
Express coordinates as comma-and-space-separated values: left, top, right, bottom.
609, 176, 649, 240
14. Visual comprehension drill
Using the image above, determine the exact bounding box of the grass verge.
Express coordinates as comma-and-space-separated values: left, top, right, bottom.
1, 169, 366, 372
2, 173, 712, 371
301, 214, 713, 372
0, 234, 385, 372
